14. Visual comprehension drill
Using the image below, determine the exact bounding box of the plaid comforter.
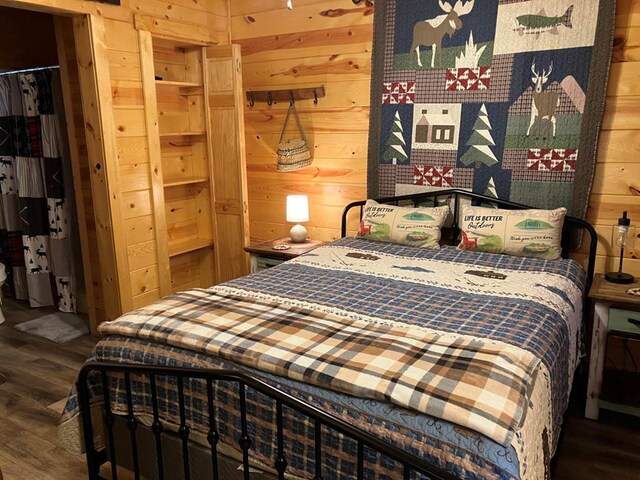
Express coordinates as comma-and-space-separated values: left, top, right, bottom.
60, 238, 585, 480
100, 290, 538, 447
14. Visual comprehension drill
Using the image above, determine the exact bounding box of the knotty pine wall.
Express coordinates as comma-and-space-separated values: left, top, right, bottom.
55, 16, 102, 321
4, 0, 230, 324
232, 0, 640, 277
231, 0, 372, 242
595, 0, 640, 276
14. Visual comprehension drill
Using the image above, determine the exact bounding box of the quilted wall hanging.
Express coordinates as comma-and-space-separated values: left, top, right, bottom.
367, 0, 615, 217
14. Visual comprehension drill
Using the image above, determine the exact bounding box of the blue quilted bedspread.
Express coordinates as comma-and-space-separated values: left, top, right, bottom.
61, 238, 586, 480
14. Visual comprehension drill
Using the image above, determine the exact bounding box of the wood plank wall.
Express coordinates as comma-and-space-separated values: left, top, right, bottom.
232, 0, 640, 277
595, 0, 640, 276
5, 0, 230, 319
231, 0, 372, 242
55, 17, 103, 321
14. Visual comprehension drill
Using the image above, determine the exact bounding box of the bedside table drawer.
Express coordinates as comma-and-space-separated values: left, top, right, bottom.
256, 257, 284, 271
609, 308, 640, 337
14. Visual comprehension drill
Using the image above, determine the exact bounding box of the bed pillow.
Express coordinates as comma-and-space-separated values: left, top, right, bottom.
356, 200, 449, 249
458, 205, 567, 259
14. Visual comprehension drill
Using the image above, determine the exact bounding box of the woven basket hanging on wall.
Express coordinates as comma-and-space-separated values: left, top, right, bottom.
276, 102, 312, 172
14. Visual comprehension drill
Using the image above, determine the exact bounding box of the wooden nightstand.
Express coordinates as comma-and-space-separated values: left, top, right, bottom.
244, 237, 327, 273
586, 273, 640, 419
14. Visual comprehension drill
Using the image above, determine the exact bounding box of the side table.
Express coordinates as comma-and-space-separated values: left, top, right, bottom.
586, 273, 640, 419
244, 237, 327, 273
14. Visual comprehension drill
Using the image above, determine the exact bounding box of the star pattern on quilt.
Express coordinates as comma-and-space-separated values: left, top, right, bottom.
383, 82, 416, 104
413, 165, 454, 187
527, 149, 578, 172
445, 67, 491, 91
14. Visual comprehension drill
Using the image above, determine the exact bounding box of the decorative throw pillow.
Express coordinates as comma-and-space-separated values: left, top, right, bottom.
356, 200, 449, 249
458, 205, 567, 259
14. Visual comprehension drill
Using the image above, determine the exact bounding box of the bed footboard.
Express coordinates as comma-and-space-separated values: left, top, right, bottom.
78, 362, 458, 480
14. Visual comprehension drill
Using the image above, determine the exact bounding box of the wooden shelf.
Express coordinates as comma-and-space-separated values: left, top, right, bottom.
159, 131, 206, 137
164, 176, 209, 188
155, 79, 203, 88
599, 400, 640, 418
141, 35, 247, 295
168, 238, 214, 257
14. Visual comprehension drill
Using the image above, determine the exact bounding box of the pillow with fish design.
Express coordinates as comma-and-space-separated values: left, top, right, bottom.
458, 205, 567, 259
356, 200, 449, 249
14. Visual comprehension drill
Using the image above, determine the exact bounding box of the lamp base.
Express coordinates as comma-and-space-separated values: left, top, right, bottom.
289, 224, 308, 243
605, 271, 635, 284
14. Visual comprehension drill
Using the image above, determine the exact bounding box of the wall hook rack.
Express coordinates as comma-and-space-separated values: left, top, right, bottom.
246, 85, 325, 108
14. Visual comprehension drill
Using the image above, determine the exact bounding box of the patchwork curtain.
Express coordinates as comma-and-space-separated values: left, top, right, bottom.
0, 70, 76, 312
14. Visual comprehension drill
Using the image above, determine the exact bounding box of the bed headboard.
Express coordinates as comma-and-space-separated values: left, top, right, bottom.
341, 188, 597, 290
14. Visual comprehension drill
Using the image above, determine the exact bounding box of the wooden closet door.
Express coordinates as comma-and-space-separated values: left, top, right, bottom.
206, 45, 250, 282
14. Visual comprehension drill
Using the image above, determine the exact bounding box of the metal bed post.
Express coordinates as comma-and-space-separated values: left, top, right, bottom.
77, 367, 105, 480
149, 375, 165, 480
206, 378, 220, 480
176, 376, 192, 480
238, 381, 252, 480
101, 371, 118, 480
123, 373, 140, 479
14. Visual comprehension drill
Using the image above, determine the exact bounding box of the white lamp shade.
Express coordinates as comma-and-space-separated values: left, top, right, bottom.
286, 195, 309, 223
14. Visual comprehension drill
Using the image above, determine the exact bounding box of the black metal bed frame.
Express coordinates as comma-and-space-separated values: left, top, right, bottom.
78, 189, 598, 480
342, 189, 598, 289
78, 364, 460, 480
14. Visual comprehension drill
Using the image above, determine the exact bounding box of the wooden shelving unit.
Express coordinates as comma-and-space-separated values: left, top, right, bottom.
168, 238, 214, 258
140, 34, 218, 294
139, 32, 250, 302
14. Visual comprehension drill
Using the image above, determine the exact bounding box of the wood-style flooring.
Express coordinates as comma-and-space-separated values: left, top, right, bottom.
0, 298, 639, 479
0, 299, 95, 479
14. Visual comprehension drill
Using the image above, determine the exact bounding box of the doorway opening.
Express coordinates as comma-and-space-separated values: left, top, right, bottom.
0, 6, 99, 337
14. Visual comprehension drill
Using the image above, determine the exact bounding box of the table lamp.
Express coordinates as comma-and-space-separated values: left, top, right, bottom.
286, 195, 309, 243
605, 211, 635, 284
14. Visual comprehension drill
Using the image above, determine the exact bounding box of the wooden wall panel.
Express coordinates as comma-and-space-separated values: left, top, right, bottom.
231, 0, 372, 244
54, 16, 99, 326
71, 14, 132, 321
592, 0, 640, 276
3, 0, 230, 321
232, 0, 640, 277
207, 44, 251, 281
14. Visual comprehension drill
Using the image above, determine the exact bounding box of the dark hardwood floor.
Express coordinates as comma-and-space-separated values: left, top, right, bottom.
554, 386, 640, 478
0, 299, 136, 480
0, 299, 96, 479
0, 298, 638, 479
